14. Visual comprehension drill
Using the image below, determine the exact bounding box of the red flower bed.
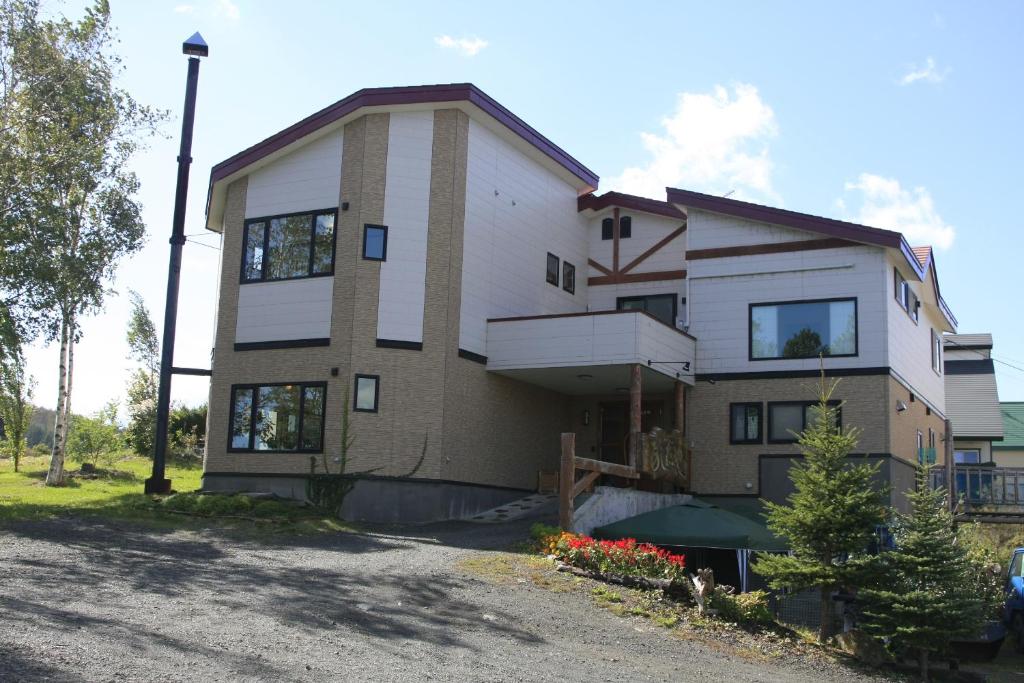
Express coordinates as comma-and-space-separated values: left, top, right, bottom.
553, 533, 686, 582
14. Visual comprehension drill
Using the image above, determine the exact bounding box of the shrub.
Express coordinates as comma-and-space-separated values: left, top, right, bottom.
552, 534, 686, 582
708, 587, 774, 626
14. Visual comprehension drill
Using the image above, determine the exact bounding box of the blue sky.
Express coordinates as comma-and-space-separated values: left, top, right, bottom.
25, 0, 1024, 415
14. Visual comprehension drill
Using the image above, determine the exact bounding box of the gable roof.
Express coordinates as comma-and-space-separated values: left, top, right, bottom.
577, 191, 686, 220
995, 403, 1024, 451
666, 187, 957, 328
206, 83, 599, 228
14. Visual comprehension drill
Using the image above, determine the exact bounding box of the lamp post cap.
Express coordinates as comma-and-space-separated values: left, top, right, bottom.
183, 32, 208, 57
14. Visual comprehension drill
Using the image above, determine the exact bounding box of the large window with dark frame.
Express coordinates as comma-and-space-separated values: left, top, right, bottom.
617, 294, 677, 327
750, 298, 857, 360
229, 382, 326, 452
767, 401, 842, 443
729, 403, 763, 444
242, 209, 337, 283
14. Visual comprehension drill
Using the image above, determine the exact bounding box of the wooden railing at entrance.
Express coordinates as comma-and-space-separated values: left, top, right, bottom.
559, 433, 639, 530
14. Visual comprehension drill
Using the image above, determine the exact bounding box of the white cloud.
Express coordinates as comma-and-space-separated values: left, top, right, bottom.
213, 0, 240, 21
899, 57, 949, 86
842, 173, 955, 249
606, 84, 779, 203
173, 4, 194, 13
434, 35, 488, 57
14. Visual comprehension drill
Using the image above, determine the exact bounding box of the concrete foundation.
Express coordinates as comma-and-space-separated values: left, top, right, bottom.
572, 485, 692, 536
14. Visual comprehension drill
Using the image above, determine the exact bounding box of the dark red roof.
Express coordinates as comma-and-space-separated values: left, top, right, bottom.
577, 191, 686, 220
207, 84, 598, 215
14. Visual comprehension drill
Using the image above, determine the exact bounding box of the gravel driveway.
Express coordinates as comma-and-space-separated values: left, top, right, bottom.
0, 517, 885, 682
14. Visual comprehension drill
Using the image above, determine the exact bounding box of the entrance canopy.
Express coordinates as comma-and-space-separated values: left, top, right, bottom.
592, 499, 787, 552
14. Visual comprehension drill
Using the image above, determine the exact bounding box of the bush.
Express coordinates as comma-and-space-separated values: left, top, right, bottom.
160, 493, 256, 517
708, 587, 774, 626
551, 533, 687, 582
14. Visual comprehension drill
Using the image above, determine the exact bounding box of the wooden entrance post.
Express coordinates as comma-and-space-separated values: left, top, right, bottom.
559, 432, 576, 529
674, 381, 686, 435
628, 363, 642, 469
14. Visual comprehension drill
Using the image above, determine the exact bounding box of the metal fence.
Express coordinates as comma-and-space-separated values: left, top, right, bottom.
930, 465, 1024, 512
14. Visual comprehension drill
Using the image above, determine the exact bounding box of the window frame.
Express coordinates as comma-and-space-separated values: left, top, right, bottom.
362, 224, 389, 262
562, 261, 576, 295
240, 208, 338, 284
748, 297, 858, 361
954, 448, 981, 464
601, 217, 614, 241
619, 215, 632, 239
616, 294, 678, 327
729, 402, 763, 445
894, 268, 909, 311
767, 400, 842, 444
546, 253, 560, 286
931, 329, 943, 375
227, 381, 327, 453
353, 374, 380, 413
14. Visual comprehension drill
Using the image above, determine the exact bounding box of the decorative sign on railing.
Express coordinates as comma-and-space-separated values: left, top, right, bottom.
640, 427, 690, 487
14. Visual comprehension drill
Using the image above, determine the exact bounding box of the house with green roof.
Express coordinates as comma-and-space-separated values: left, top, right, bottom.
994, 402, 1024, 468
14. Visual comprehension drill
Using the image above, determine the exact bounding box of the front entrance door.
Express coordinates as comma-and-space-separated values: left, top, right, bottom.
598, 400, 665, 465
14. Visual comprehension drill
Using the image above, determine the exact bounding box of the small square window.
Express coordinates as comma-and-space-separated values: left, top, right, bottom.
729, 403, 762, 444
619, 215, 632, 239
563, 262, 576, 294
546, 253, 559, 286
363, 224, 388, 261
601, 218, 613, 240
353, 374, 379, 413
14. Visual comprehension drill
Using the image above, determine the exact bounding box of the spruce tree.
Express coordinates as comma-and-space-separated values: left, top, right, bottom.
859, 466, 986, 681
753, 374, 888, 642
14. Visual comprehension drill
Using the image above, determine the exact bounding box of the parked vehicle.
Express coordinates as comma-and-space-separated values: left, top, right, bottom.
1007, 547, 1024, 652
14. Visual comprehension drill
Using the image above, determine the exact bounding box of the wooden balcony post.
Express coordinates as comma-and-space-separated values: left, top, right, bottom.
944, 418, 955, 512
559, 433, 576, 530
674, 381, 686, 435
629, 363, 642, 469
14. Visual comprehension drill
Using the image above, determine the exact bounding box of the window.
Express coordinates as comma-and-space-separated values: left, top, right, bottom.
619, 215, 632, 239
546, 253, 559, 286
353, 374, 379, 413
931, 329, 942, 374
954, 449, 981, 464
767, 401, 842, 443
894, 268, 909, 310
617, 294, 677, 327
729, 403, 763, 444
750, 298, 857, 360
228, 382, 326, 452
601, 217, 614, 240
563, 262, 576, 294
242, 209, 336, 283
1009, 551, 1023, 579
909, 292, 920, 323
362, 224, 388, 261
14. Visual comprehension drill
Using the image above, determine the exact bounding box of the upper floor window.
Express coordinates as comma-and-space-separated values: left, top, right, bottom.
601, 218, 614, 240
909, 291, 920, 323
894, 268, 909, 311
362, 224, 388, 261
563, 262, 576, 295
750, 298, 857, 360
619, 215, 632, 238
617, 294, 676, 327
546, 253, 560, 286
229, 382, 325, 452
931, 329, 942, 374
242, 209, 336, 283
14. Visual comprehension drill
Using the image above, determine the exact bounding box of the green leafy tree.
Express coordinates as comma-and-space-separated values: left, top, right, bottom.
0, 340, 33, 471
65, 400, 122, 467
782, 328, 823, 358
124, 290, 159, 457
169, 403, 206, 462
0, 1, 164, 485
859, 467, 990, 680
753, 373, 888, 642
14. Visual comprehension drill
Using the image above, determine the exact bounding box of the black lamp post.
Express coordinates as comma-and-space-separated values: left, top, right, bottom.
145, 32, 209, 494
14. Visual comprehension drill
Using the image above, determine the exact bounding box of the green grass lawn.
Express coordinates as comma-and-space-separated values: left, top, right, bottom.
0, 454, 353, 534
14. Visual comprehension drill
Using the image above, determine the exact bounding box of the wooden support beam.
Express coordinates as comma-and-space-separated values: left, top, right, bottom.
612, 207, 621, 273
572, 470, 601, 498
674, 381, 686, 435
559, 433, 576, 530
574, 456, 639, 479
629, 363, 642, 469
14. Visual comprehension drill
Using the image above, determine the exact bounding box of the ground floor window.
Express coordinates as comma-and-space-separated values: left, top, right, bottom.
729, 403, 763, 444
617, 294, 677, 327
229, 382, 326, 452
954, 449, 981, 464
767, 401, 841, 443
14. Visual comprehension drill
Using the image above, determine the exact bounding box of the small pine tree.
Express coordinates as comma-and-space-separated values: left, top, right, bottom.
859, 466, 987, 681
753, 373, 888, 642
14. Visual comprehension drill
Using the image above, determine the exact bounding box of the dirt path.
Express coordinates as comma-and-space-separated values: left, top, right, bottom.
0, 517, 887, 682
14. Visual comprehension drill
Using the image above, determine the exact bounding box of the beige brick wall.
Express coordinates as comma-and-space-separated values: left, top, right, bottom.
685, 373, 892, 495
887, 374, 948, 467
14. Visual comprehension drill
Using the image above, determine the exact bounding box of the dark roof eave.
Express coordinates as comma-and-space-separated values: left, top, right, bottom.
577, 191, 686, 220
206, 83, 600, 221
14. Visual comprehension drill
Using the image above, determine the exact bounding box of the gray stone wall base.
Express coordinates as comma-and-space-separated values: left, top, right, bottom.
201, 475, 529, 524
572, 486, 693, 536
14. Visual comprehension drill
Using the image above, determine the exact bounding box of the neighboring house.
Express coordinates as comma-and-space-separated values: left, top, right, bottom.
994, 403, 1024, 467
201, 83, 956, 521
943, 333, 1004, 464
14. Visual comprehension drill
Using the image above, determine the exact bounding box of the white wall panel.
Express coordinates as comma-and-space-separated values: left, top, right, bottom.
459, 118, 589, 356
377, 111, 434, 343
235, 277, 333, 343
245, 131, 343, 219
685, 208, 811, 250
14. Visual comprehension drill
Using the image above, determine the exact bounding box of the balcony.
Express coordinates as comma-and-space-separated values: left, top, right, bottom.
485, 310, 696, 394
930, 465, 1024, 516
